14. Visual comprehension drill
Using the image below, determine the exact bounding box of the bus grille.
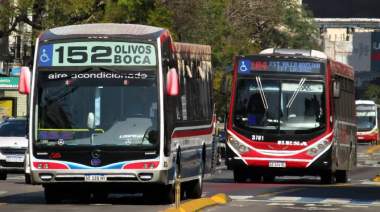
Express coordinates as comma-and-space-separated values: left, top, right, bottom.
1, 149, 26, 154
0, 161, 24, 167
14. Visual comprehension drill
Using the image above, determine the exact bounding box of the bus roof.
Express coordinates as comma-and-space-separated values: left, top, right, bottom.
38, 23, 211, 56
356, 100, 376, 105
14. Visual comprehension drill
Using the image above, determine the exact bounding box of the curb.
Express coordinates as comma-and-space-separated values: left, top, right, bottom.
159, 193, 231, 212
366, 145, 380, 154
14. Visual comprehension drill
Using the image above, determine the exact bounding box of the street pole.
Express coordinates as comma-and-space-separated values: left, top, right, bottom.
175, 177, 181, 209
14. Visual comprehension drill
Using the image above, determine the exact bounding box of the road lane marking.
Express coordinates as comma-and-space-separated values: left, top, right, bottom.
366, 145, 380, 153
267, 203, 295, 206
0, 191, 7, 195
0, 203, 6, 206
320, 199, 350, 204
258, 188, 306, 197
342, 205, 369, 208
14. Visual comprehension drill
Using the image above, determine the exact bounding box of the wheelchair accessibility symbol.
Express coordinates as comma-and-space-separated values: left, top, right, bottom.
40, 49, 49, 62
240, 61, 248, 72
238, 60, 251, 73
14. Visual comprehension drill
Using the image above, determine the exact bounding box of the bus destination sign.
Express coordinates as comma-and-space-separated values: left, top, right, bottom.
238, 60, 322, 74
356, 105, 376, 111
38, 42, 156, 67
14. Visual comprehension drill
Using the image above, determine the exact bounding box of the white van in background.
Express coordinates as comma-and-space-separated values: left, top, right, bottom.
0, 118, 28, 180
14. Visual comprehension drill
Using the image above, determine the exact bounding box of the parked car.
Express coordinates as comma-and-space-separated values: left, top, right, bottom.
0, 118, 28, 180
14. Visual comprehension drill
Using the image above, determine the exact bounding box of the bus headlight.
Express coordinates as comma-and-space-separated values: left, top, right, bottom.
239, 145, 250, 153
307, 139, 329, 157
371, 129, 378, 135
229, 138, 250, 153
232, 141, 239, 149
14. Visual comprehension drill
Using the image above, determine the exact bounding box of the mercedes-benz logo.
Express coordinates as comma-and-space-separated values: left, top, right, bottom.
91, 149, 101, 159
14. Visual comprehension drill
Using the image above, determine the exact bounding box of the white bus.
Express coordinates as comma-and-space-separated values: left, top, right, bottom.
356, 100, 380, 144
18, 23, 217, 204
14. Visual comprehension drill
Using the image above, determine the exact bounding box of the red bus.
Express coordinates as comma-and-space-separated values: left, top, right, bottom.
219, 48, 357, 184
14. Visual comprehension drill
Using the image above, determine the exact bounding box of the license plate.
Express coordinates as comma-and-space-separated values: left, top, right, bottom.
269, 161, 286, 168
5, 156, 24, 163
358, 137, 364, 139
84, 174, 107, 182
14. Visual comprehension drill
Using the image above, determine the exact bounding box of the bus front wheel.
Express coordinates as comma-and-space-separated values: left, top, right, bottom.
233, 168, 247, 183
0, 173, 7, 180
335, 170, 348, 183
321, 171, 334, 184
44, 186, 62, 204
25, 174, 31, 184
186, 159, 204, 199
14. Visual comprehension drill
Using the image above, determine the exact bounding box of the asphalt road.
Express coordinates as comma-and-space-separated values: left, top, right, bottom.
1, 144, 380, 212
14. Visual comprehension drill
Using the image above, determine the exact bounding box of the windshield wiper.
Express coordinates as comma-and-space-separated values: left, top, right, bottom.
42, 67, 93, 82
255, 77, 269, 110
286, 78, 306, 109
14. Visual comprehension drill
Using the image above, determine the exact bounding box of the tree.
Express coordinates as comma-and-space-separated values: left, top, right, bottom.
224, 0, 321, 51
364, 84, 380, 105
212, 68, 233, 122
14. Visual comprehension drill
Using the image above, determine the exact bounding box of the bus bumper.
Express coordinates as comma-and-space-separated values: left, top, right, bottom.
225, 145, 333, 176
357, 134, 377, 142
29, 169, 169, 186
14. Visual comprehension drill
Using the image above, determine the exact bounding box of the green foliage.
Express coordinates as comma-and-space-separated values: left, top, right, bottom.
364, 84, 380, 105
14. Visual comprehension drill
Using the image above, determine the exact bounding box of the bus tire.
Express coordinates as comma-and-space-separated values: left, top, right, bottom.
335, 170, 348, 183
25, 174, 31, 184
0, 173, 7, 180
233, 168, 247, 183
160, 162, 180, 204
44, 186, 62, 204
321, 171, 334, 184
186, 159, 204, 199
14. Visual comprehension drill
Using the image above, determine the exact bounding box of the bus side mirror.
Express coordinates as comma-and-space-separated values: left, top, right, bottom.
18, 67, 31, 94
333, 81, 340, 98
166, 68, 179, 96
219, 77, 230, 95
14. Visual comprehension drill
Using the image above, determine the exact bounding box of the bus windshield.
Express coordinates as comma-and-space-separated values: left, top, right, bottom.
233, 78, 326, 135
356, 110, 376, 132
35, 70, 159, 147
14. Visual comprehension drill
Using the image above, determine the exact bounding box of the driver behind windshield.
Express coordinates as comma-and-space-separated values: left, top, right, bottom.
125, 87, 153, 117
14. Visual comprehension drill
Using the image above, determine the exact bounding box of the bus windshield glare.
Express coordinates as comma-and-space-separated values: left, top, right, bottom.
233, 79, 326, 135
356, 105, 376, 132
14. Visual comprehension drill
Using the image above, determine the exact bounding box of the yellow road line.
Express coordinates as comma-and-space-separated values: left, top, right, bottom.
366, 145, 380, 153
0, 203, 7, 206
257, 188, 306, 197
